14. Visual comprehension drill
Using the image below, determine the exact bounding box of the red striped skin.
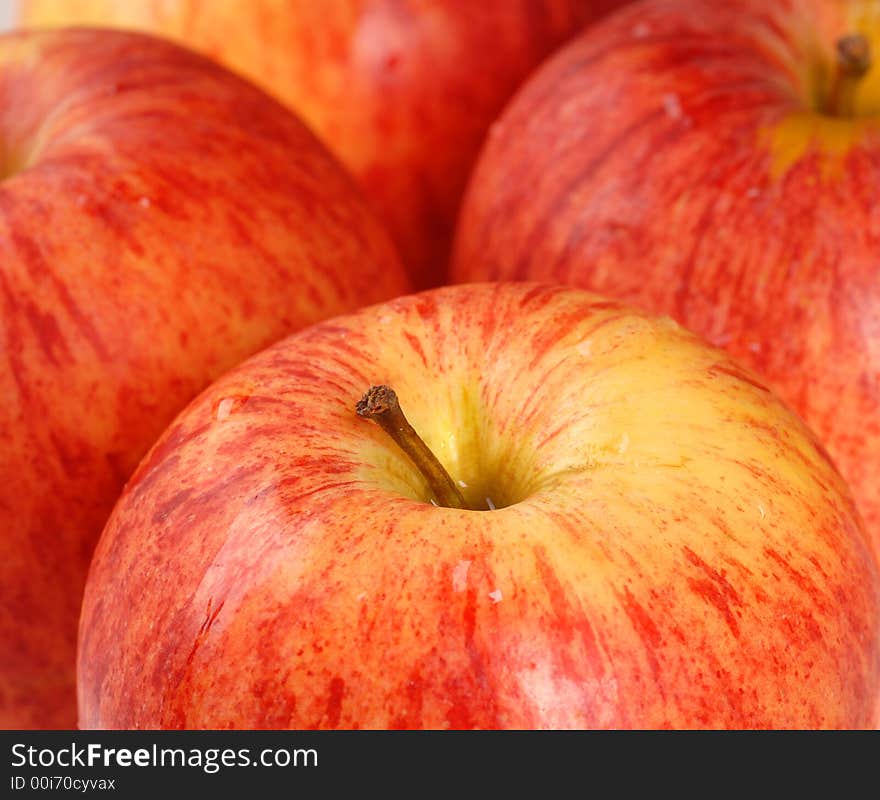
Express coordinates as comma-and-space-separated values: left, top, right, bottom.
0, 29, 409, 729
78, 284, 880, 729
20, 0, 633, 289
451, 0, 880, 563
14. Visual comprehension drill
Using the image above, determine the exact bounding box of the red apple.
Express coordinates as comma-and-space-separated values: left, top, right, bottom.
452, 0, 880, 562
0, 27, 409, 729
78, 283, 879, 729
19, 0, 632, 288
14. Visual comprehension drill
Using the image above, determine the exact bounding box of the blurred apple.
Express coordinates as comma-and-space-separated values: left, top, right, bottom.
78, 283, 879, 729
19, 0, 632, 288
0, 27, 408, 729
452, 0, 880, 559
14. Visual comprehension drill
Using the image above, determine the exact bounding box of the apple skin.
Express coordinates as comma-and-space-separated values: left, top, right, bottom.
0, 28, 409, 729
451, 0, 880, 559
77, 283, 880, 729
19, 0, 631, 289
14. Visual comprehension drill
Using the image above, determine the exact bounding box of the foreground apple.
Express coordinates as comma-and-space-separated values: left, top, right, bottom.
451, 0, 880, 558
78, 283, 880, 729
0, 28, 408, 729
19, 0, 630, 288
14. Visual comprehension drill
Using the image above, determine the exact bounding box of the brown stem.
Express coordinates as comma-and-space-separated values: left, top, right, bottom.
826, 34, 872, 117
356, 385, 467, 510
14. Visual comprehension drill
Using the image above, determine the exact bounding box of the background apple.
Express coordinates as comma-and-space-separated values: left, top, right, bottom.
18, 0, 632, 288
452, 0, 880, 560
78, 283, 879, 729
0, 27, 409, 729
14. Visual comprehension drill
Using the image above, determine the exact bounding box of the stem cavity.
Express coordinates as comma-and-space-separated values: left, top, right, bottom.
356, 385, 468, 510
826, 33, 872, 117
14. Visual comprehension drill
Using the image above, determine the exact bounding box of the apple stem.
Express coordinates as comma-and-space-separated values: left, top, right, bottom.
826, 34, 871, 117
356, 385, 468, 510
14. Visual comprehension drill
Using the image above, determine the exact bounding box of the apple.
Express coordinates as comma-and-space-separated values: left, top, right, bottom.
0, 27, 409, 729
77, 283, 880, 729
451, 0, 880, 563
18, 0, 632, 288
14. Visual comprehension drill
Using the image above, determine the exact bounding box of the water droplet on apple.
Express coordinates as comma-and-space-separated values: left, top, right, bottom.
213, 395, 248, 420
662, 93, 683, 120
452, 560, 471, 592
488, 588, 503, 604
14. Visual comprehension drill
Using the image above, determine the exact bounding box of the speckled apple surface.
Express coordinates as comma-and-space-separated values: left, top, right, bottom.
19, 0, 631, 288
0, 28, 408, 728
78, 283, 879, 729
452, 0, 880, 559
